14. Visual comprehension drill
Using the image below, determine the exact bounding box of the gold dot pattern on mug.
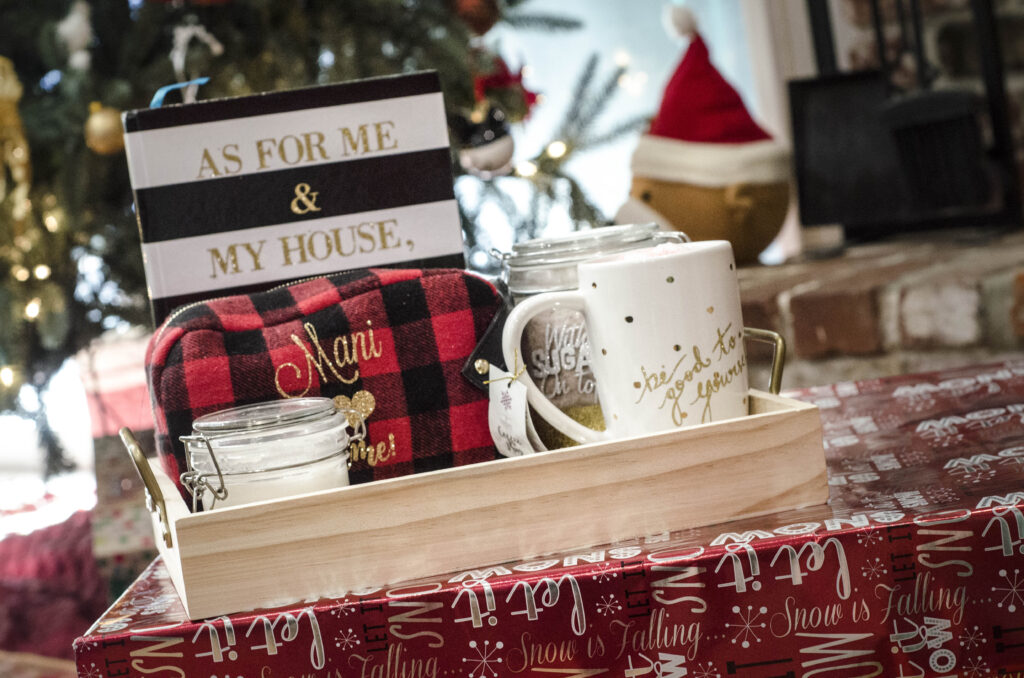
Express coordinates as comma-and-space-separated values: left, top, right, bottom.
706, 306, 714, 314
673, 344, 681, 351
666, 276, 674, 283
601, 348, 607, 355
625, 316, 634, 323
633, 381, 641, 389
591, 282, 597, 288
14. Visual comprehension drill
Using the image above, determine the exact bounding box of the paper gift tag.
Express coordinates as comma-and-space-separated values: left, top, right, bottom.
488, 366, 538, 457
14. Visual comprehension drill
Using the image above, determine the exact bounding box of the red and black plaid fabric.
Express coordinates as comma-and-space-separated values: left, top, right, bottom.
146, 268, 501, 501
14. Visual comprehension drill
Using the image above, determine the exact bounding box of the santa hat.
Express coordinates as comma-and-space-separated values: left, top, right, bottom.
631, 6, 789, 187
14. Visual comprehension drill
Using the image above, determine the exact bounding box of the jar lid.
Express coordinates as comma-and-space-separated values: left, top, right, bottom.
501, 223, 685, 295
184, 397, 351, 476
504, 223, 660, 270
193, 398, 336, 434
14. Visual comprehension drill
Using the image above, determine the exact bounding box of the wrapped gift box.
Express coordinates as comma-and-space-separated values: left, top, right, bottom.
75, 360, 1024, 676
76, 334, 159, 598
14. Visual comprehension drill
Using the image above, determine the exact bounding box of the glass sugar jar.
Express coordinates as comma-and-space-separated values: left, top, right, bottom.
180, 397, 361, 511
498, 224, 687, 442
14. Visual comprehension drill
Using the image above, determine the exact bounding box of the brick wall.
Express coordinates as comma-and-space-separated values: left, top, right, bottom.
741, 228, 1024, 388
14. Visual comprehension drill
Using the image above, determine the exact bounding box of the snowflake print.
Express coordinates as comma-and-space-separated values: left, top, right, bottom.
900, 450, 929, 465
959, 625, 986, 650
591, 562, 618, 583
726, 605, 768, 649
122, 592, 178, 617
841, 458, 873, 473
963, 656, 990, 677
330, 600, 357, 616
691, 661, 721, 678
856, 529, 883, 547
962, 469, 996, 484
926, 487, 960, 504
596, 594, 622, 616
463, 639, 504, 678
863, 495, 898, 511
994, 568, 1024, 612
861, 557, 887, 580
79, 662, 102, 678
335, 627, 360, 651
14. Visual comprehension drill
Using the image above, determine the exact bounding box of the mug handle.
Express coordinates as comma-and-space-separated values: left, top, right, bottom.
501, 291, 611, 445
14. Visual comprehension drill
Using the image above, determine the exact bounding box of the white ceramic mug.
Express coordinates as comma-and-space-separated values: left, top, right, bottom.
501, 240, 748, 444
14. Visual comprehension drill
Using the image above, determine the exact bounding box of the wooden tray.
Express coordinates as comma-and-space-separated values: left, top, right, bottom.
122, 389, 827, 620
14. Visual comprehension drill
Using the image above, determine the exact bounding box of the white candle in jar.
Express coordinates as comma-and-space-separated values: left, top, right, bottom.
182, 398, 354, 511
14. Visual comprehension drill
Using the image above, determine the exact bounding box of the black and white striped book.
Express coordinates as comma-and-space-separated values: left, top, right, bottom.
123, 71, 463, 324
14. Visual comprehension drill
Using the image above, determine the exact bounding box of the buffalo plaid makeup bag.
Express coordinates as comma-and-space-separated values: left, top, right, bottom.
145, 268, 501, 501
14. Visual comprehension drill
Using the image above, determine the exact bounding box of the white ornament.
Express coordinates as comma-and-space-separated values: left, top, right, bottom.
459, 135, 514, 178
170, 21, 225, 103
56, 1, 94, 72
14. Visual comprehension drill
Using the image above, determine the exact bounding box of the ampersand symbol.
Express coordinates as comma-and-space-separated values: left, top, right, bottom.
290, 182, 322, 215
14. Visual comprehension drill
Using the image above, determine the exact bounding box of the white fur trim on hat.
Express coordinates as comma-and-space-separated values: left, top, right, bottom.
631, 134, 791, 187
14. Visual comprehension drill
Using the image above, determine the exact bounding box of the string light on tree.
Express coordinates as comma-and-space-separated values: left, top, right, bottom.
0, 367, 13, 388
12, 266, 29, 282
516, 161, 538, 177
546, 140, 567, 159
43, 211, 62, 232
617, 70, 648, 96
33, 265, 51, 280
24, 297, 41, 320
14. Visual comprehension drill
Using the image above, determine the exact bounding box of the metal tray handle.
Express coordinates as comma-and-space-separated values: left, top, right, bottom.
743, 327, 786, 395
119, 427, 173, 548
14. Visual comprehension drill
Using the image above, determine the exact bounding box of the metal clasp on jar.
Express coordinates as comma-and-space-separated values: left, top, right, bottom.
179, 407, 366, 512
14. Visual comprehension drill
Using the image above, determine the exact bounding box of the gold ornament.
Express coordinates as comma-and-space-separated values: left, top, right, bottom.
84, 102, 124, 155
0, 56, 32, 227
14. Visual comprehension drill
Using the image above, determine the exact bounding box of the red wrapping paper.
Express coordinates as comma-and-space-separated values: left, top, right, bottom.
75, 360, 1024, 677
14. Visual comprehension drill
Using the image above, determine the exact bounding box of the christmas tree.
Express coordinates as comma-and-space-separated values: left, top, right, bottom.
0, 0, 642, 474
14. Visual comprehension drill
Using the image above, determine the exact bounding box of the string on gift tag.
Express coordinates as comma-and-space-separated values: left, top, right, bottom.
483, 348, 526, 389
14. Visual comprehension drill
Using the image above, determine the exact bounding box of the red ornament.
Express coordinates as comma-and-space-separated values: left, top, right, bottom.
473, 57, 538, 117
451, 0, 501, 35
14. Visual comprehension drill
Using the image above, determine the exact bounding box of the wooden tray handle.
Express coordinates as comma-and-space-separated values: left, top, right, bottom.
744, 327, 786, 394
119, 427, 173, 548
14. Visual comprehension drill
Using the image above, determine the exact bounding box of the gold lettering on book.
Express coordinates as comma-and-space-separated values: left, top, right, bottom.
207, 240, 267, 278
196, 143, 243, 178
274, 321, 383, 397
279, 220, 404, 266
196, 120, 399, 175
290, 182, 322, 215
